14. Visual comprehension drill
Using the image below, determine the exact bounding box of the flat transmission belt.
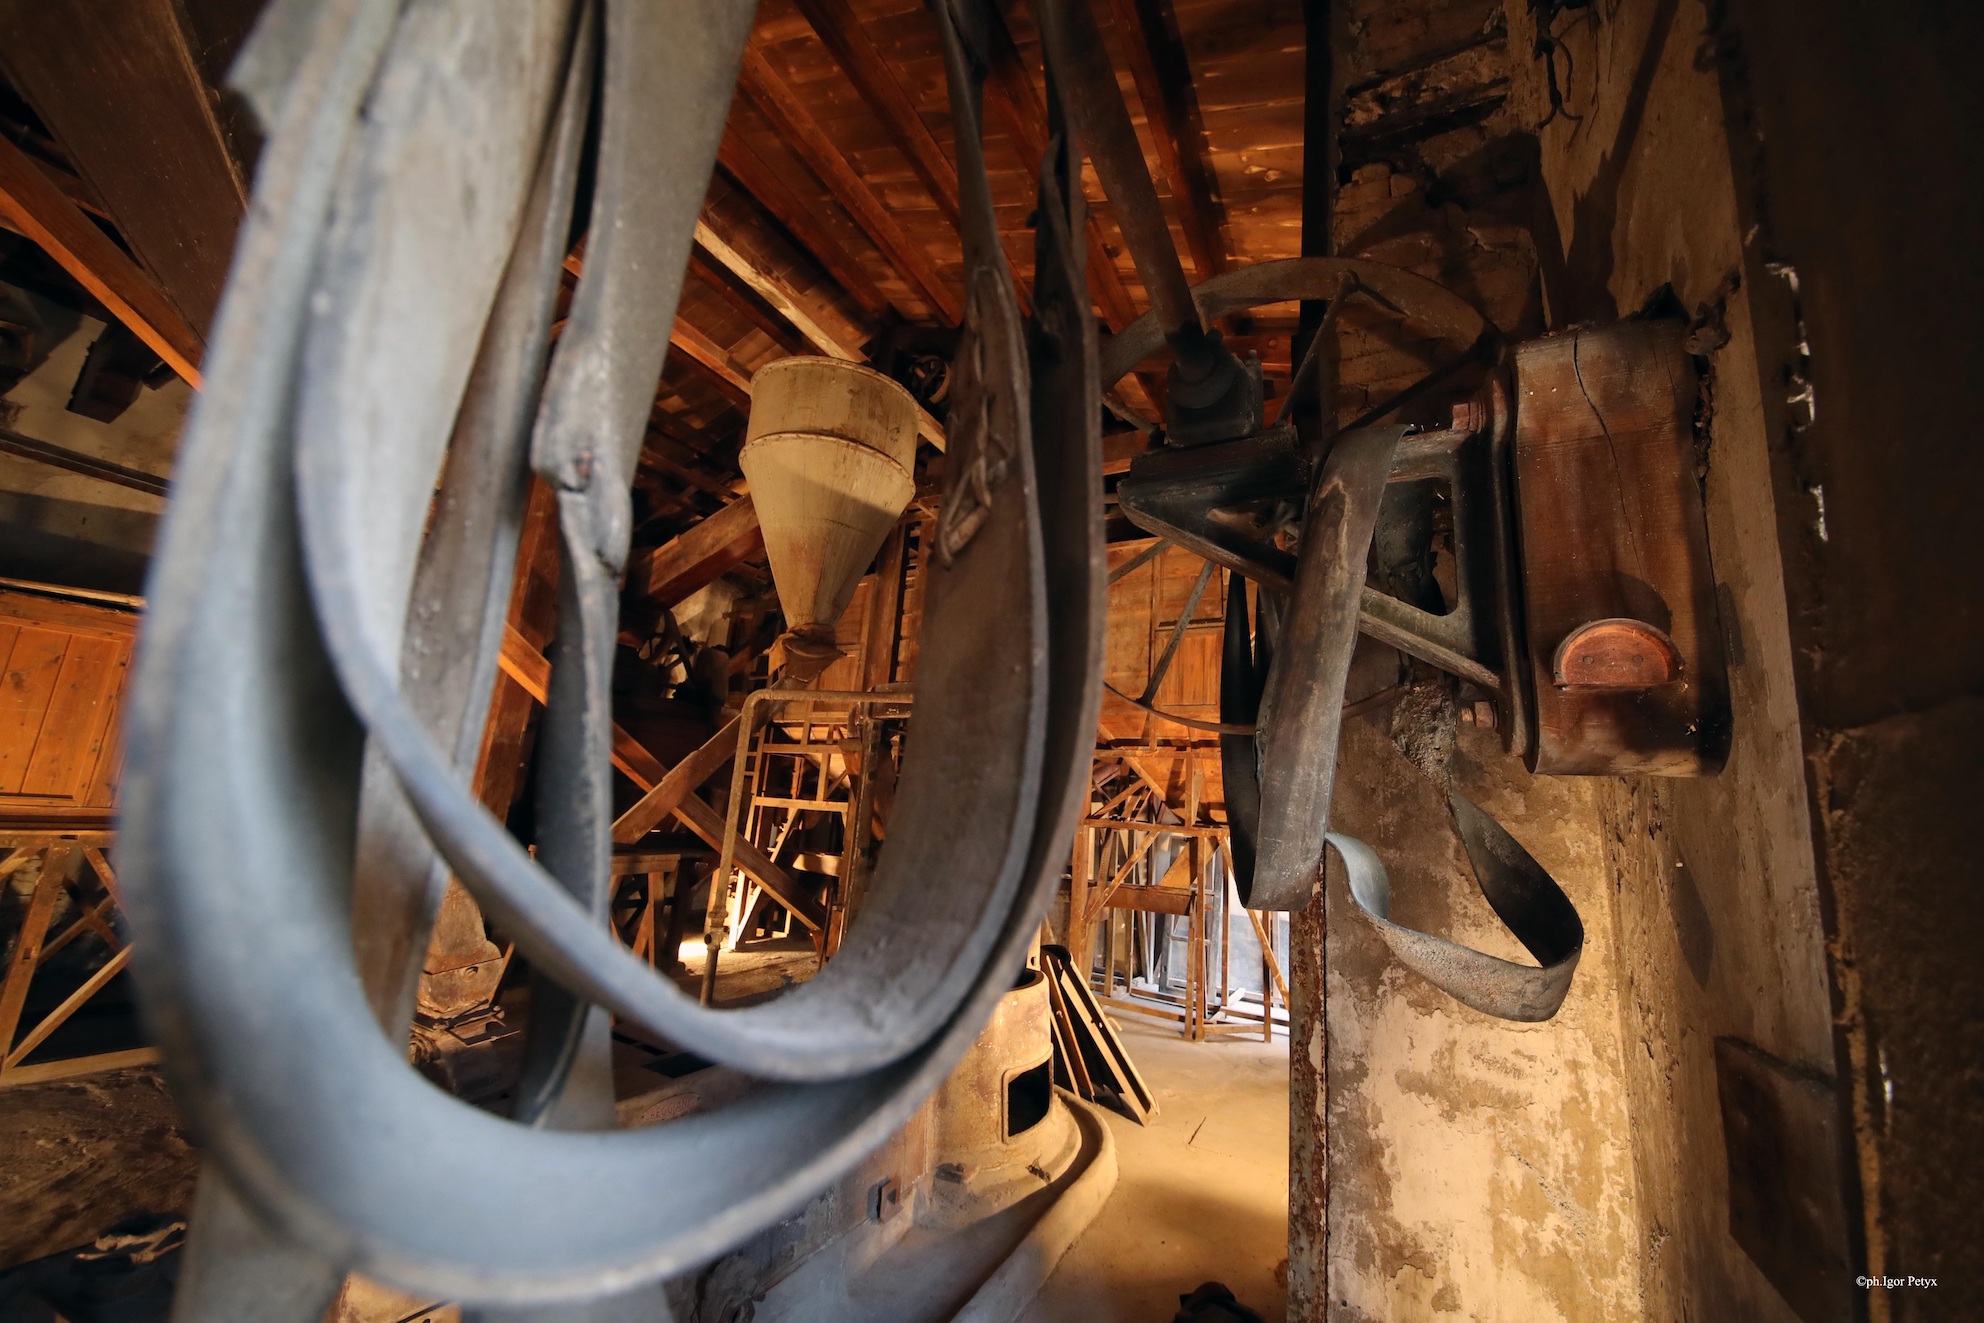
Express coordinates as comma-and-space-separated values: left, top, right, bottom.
119, 0, 1101, 1313
1216, 427, 1585, 1020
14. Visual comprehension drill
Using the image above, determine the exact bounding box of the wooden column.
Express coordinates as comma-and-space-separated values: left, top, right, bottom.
1288, 0, 1339, 1313
1068, 825, 1093, 972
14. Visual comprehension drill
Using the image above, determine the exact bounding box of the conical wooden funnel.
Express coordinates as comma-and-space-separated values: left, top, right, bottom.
741, 358, 917, 671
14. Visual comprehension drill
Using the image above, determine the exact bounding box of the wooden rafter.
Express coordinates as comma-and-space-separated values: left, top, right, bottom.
698, 176, 876, 357
979, 7, 1141, 332
1105, 0, 1229, 279
738, 40, 962, 325
717, 126, 890, 318
687, 248, 810, 356
0, 133, 203, 387
788, 0, 963, 228
666, 320, 755, 406
0, 0, 246, 334
634, 496, 766, 606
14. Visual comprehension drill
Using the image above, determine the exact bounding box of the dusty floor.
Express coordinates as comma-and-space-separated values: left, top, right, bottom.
1026, 1017, 1291, 1323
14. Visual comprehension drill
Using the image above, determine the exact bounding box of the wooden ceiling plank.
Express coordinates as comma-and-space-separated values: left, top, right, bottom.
788, 0, 963, 228
739, 41, 963, 326
0, 0, 246, 335
687, 248, 809, 356
0, 133, 202, 388
717, 127, 892, 318
1105, 0, 1229, 280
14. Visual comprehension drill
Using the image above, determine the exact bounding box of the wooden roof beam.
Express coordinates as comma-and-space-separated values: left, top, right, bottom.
788, 0, 964, 229
979, 6, 1141, 333
698, 174, 876, 358
1104, 0, 1229, 280
716, 127, 892, 319
0, 0, 246, 336
0, 132, 202, 387
738, 40, 962, 326
686, 248, 809, 356
634, 495, 766, 606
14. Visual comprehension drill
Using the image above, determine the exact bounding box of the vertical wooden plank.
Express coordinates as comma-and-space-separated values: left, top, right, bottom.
80, 645, 131, 808
860, 524, 909, 692
0, 629, 71, 794
21, 636, 120, 799
1068, 825, 1092, 973
1217, 843, 1230, 1016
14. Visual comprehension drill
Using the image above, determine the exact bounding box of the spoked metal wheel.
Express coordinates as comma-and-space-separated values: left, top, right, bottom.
1044, 0, 1582, 1018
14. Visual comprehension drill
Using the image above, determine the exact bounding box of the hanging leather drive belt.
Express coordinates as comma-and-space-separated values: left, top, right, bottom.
1217, 423, 1584, 1023
117, 0, 1101, 1314
1097, 270, 1585, 1025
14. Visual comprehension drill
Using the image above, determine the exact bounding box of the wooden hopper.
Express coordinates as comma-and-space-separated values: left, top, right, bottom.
740, 357, 917, 678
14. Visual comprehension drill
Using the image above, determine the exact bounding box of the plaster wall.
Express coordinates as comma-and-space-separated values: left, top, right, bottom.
1322, 714, 1645, 1322
0, 308, 185, 592
1502, 1, 1849, 1318
1711, 2, 1984, 1315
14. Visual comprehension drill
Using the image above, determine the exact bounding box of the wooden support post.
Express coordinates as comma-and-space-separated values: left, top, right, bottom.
1188, 836, 1204, 1041
1289, 0, 1338, 1311
1206, 844, 1222, 1023
661, 863, 695, 977
861, 525, 909, 692
1069, 825, 1093, 973
0, 847, 72, 1075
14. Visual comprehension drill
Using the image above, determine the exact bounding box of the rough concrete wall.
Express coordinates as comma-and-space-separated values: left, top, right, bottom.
1502, 1, 1849, 1318
1323, 712, 1643, 1322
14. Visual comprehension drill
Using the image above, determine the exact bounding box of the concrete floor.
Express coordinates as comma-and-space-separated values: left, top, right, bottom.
1025, 1017, 1290, 1323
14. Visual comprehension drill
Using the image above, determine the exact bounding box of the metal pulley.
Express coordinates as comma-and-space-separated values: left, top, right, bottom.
1036, 0, 1727, 1022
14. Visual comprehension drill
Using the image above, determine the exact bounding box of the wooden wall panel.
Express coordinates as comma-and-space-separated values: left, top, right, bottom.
0, 629, 73, 794
0, 591, 137, 816
20, 636, 121, 798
